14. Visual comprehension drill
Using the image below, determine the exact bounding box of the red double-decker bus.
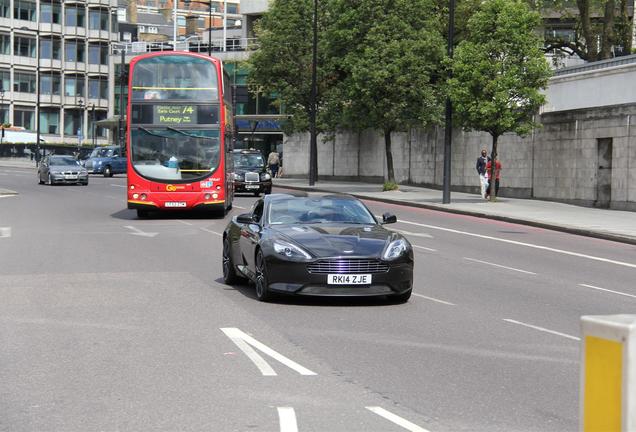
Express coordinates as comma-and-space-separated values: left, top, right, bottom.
126, 52, 234, 217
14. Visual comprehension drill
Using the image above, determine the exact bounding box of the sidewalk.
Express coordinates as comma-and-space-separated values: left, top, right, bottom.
273, 177, 636, 245
0, 158, 34, 196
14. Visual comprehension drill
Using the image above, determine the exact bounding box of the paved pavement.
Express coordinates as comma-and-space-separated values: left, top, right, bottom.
274, 177, 636, 245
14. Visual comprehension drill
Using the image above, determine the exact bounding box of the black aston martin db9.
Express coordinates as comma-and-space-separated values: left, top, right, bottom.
222, 193, 414, 302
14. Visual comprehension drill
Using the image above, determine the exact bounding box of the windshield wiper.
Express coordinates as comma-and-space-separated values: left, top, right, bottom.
166, 127, 210, 139
138, 126, 171, 138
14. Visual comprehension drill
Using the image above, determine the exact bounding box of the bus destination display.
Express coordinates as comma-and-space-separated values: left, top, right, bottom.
154, 105, 197, 125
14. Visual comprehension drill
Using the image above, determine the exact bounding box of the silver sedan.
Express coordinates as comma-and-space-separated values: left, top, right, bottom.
38, 155, 89, 186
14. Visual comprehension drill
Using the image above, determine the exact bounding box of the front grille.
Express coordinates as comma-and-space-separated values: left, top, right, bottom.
245, 172, 260, 182
61, 171, 79, 175
307, 259, 389, 274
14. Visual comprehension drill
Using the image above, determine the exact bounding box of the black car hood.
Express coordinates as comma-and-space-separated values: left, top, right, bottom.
235, 167, 265, 174
271, 224, 396, 258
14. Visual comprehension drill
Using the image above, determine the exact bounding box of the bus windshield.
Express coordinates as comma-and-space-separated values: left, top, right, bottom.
131, 55, 218, 102
130, 127, 220, 182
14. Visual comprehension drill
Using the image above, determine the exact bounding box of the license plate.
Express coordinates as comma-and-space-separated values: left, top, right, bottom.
65, 175, 77, 180
165, 201, 187, 207
327, 274, 372, 285
245, 184, 259, 190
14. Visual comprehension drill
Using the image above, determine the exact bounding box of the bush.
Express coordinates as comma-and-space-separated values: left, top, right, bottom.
383, 181, 399, 191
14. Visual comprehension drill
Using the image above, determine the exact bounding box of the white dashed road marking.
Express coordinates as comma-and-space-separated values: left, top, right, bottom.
201, 228, 222, 236
579, 283, 636, 300
221, 327, 317, 376
464, 257, 537, 275
412, 245, 437, 252
176, 220, 194, 226
397, 219, 636, 269
124, 225, 158, 238
0, 227, 11, 238
412, 293, 455, 306
277, 407, 299, 432
110, 184, 126, 188
366, 407, 431, 432
502, 319, 580, 341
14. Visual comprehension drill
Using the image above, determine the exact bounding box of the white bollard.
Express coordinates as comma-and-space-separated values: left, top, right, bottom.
580, 315, 636, 432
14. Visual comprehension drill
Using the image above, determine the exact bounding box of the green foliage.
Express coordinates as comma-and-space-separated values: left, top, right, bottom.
246, 0, 330, 134
382, 181, 399, 191
448, 0, 552, 139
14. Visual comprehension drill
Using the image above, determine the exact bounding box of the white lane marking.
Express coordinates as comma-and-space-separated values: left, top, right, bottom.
277, 407, 299, 432
234, 205, 247, 209
464, 257, 537, 275
176, 220, 194, 226
225, 333, 277, 376
502, 319, 580, 341
398, 219, 636, 270
412, 245, 437, 252
579, 283, 636, 300
110, 184, 126, 188
0, 227, 11, 238
201, 227, 223, 237
394, 229, 433, 239
412, 293, 455, 306
221, 327, 317, 376
366, 407, 431, 432
123, 225, 158, 238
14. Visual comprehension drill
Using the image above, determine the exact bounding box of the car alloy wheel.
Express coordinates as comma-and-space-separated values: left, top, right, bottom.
255, 250, 272, 302
222, 238, 241, 285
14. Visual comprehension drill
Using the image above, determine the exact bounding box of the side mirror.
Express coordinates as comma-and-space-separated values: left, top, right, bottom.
382, 212, 397, 224
236, 213, 254, 224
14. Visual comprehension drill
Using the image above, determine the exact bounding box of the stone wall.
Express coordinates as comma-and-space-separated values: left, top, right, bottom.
282, 104, 636, 211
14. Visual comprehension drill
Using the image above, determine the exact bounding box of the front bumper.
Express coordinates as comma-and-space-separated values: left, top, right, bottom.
233, 180, 272, 193
50, 173, 89, 184
264, 255, 413, 297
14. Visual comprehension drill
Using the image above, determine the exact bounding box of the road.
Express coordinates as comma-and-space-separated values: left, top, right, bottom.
1, 165, 635, 431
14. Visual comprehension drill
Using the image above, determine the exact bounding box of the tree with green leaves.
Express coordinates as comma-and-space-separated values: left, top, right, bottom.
246, 0, 330, 135
325, 0, 446, 184
448, 0, 551, 201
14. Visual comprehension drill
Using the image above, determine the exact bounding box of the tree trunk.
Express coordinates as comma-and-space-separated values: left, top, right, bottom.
384, 129, 395, 183
489, 134, 498, 202
600, 0, 616, 59
577, 0, 595, 60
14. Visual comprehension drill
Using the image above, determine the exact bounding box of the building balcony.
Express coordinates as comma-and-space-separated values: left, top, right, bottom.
87, 0, 113, 6
39, 94, 62, 106
87, 97, 108, 109
0, 17, 11, 27
13, 56, 38, 68
0, 54, 12, 64
87, 29, 110, 41
63, 61, 86, 72
87, 63, 108, 75
39, 59, 63, 70
40, 23, 63, 35
63, 26, 86, 38
13, 92, 37, 103
14, 20, 37, 31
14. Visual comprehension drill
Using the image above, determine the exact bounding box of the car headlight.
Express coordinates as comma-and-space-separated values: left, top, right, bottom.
273, 240, 312, 261
233, 173, 243, 181
382, 239, 409, 261
261, 173, 271, 181
95, 161, 102, 166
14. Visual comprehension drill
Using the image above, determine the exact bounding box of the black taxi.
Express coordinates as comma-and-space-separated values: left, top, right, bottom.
231, 149, 273, 196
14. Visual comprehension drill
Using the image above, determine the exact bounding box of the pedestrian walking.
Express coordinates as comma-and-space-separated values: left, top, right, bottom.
485, 158, 502, 199
476, 148, 490, 198
267, 150, 280, 178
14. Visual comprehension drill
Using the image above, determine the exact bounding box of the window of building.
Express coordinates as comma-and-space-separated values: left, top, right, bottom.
89, 9, 109, 31
88, 77, 108, 99
64, 75, 85, 97
64, 40, 85, 62
117, 8, 126, 22
226, 3, 238, 14
14, 107, 34, 130
14, 0, 36, 21
40, 73, 61, 95
39, 108, 59, 134
177, 17, 185, 26
65, 6, 85, 27
111, 10, 118, 32
64, 109, 81, 135
147, 26, 158, 34
0, 33, 9, 55
123, 31, 132, 42
14, 36, 36, 58
88, 110, 107, 138
0, 69, 9, 91
0, 0, 10, 18
13, 71, 36, 93
40, 38, 61, 60
40, 1, 61, 24
88, 44, 108, 65
0, 104, 8, 124
138, 25, 145, 33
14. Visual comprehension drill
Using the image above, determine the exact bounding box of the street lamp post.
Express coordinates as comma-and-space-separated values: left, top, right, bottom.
184, 0, 213, 56
308, 0, 318, 186
78, 98, 84, 154
442, 0, 455, 204
0, 89, 5, 146
21, 26, 40, 159
90, 103, 96, 147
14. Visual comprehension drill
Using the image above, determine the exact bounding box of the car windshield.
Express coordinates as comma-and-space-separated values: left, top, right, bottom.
233, 153, 264, 168
50, 157, 80, 166
268, 197, 376, 225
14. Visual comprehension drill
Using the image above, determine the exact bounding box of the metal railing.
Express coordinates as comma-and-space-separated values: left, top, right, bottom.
554, 53, 636, 76
111, 38, 259, 55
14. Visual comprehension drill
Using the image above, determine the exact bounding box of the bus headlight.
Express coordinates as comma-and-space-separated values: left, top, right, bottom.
204, 193, 211, 200
133, 193, 139, 199
261, 173, 271, 181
